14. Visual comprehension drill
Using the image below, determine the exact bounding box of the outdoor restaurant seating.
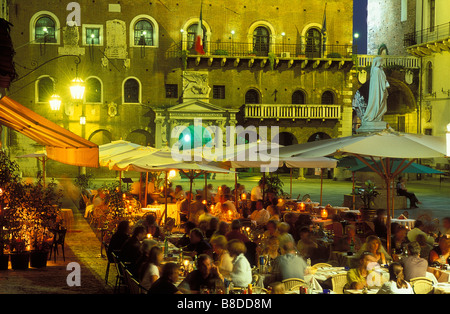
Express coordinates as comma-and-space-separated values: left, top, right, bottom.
48, 227, 67, 262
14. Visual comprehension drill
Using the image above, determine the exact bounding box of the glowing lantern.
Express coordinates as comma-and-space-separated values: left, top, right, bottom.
320, 208, 328, 220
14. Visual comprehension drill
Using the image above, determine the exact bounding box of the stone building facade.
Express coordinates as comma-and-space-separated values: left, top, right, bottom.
5, 0, 355, 177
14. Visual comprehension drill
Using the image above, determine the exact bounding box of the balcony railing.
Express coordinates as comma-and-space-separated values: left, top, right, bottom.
181, 41, 355, 59
404, 21, 450, 47
357, 55, 420, 69
245, 104, 341, 120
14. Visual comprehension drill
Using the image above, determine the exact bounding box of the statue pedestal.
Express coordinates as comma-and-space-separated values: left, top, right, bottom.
356, 121, 388, 134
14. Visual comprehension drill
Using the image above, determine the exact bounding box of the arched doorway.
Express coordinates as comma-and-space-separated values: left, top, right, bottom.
307, 132, 331, 142
126, 129, 152, 146
89, 129, 112, 145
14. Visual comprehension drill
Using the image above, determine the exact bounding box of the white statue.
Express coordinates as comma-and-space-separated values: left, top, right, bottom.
363, 57, 390, 122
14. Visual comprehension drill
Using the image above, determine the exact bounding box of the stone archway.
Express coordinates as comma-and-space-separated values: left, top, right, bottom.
126, 129, 153, 146
88, 129, 112, 145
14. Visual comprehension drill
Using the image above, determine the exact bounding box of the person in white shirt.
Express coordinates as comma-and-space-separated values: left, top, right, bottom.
250, 200, 270, 226
377, 262, 414, 294
407, 220, 435, 246
228, 239, 252, 288
250, 180, 264, 202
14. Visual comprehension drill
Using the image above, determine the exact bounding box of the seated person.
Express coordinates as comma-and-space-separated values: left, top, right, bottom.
376, 262, 414, 295
147, 262, 182, 294
391, 225, 409, 256
189, 194, 207, 225
396, 176, 421, 209
179, 192, 193, 223
416, 234, 433, 262
296, 227, 318, 259
171, 185, 186, 201
261, 220, 280, 245
226, 219, 250, 244
119, 225, 147, 275
250, 200, 270, 226
278, 222, 296, 250
400, 241, 428, 281
357, 235, 391, 265
335, 224, 362, 253
177, 221, 196, 248
107, 220, 130, 262
429, 236, 450, 266
210, 235, 233, 277
266, 241, 307, 285
407, 220, 435, 246
182, 228, 213, 257
345, 252, 379, 290
259, 236, 280, 266
227, 239, 253, 288
178, 254, 224, 294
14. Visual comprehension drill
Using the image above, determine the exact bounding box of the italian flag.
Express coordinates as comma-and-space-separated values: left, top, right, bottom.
195, 4, 205, 55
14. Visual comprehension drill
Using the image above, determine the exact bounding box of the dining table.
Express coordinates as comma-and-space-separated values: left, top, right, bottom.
433, 282, 450, 294
391, 218, 416, 230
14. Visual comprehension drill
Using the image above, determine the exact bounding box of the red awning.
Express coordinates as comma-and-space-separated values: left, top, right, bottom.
0, 96, 99, 168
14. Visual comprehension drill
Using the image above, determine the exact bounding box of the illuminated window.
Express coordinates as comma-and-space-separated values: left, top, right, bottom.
187, 23, 207, 52
253, 26, 270, 56
306, 28, 322, 58
134, 19, 153, 46
35, 16, 56, 43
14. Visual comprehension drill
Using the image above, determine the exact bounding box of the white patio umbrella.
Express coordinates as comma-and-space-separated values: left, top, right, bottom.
128, 160, 233, 224
278, 127, 447, 252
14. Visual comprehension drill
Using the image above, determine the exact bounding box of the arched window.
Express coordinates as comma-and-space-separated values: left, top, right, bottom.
37, 76, 54, 103
123, 78, 140, 103
253, 26, 270, 56
245, 89, 260, 104
134, 19, 153, 46
426, 62, 433, 95
321, 90, 335, 104
187, 23, 207, 52
306, 28, 322, 58
292, 90, 306, 104
35, 15, 57, 43
85, 77, 102, 103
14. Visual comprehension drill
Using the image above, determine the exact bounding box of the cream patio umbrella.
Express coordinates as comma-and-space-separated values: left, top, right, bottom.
127, 160, 233, 224
278, 127, 447, 252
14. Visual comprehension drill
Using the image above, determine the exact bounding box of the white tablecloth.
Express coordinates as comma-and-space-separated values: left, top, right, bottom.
391, 218, 415, 230
142, 203, 179, 224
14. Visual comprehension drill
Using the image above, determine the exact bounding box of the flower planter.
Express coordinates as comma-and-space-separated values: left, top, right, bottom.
10, 252, 30, 270
0, 254, 9, 270
30, 250, 48, 268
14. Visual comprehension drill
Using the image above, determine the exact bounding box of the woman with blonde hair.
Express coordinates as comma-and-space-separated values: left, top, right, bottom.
377, 262, 414, 294
357, 235, 391, 265
210, 235, 233, 277
227, 239, 252, 288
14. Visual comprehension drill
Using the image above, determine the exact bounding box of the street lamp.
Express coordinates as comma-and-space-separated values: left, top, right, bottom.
49, 94, 61, 111
70, 77, 85, 100
446, 123, 450, 157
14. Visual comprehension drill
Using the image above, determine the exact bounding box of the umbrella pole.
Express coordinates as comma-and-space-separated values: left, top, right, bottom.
205, 173, 208, 202
352, 171, 355, 211
119, 171, 122, 192
144, 172, 149, 207
290, 168, 293, 199
385, 158, 392, 254
188, 170, 193, 221
320, 168, 323, 206
234, 172, 238, 210
42, 157, 47, 188
164, 171, 168, 224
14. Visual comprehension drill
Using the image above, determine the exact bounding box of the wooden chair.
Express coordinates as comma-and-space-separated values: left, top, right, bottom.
282, 278, 306, 291
410, 277, 434, 294
331, 273, 348, 294
312, 262, 332, 269
302, 194, 311, 201
125, 269, 148, 294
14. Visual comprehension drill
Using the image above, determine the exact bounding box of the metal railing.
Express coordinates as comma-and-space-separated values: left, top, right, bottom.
404, 21, 450, 47
357, 55, 420, 69
245, 104, 341, 120
181, 41, 355, 59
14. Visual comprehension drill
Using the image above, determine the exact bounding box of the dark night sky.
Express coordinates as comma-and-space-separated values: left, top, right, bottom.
353, 0, 368, 54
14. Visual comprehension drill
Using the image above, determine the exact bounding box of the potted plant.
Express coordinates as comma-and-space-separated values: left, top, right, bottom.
74, 173, 93, 210
26, 176, 62, 268
213, 49, 229, 56
353, 180, 380, 221
247, 50, 257, 57
0, 150, 24, 270
148, 172, 164, 204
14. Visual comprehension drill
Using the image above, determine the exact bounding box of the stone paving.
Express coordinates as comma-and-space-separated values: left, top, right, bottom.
0, 176, 448, 294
